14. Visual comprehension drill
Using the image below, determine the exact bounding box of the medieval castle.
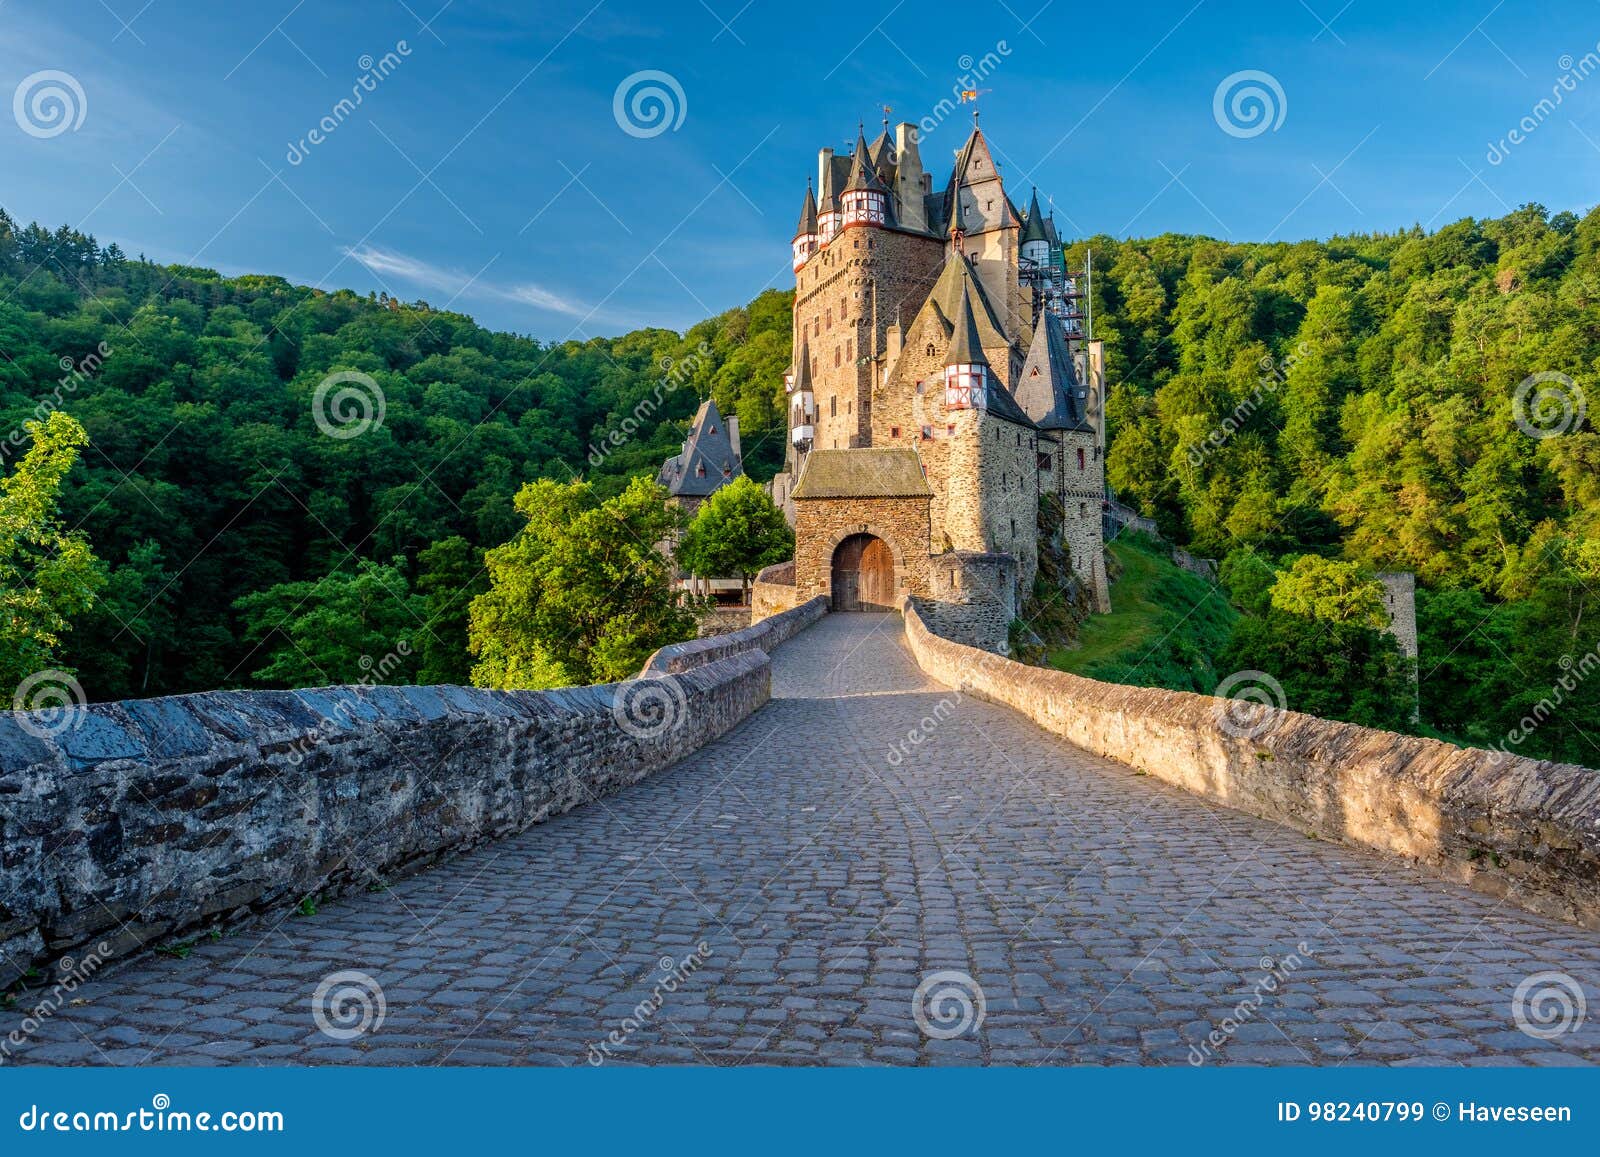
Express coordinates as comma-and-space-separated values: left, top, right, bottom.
760, 114, 1110, 650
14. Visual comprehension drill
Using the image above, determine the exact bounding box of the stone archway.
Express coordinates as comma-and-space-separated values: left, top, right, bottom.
831, 533, 895, 611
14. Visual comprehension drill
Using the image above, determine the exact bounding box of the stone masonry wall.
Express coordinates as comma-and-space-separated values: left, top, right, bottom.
925, 552, 1017, 654
0, 652, 772, 984
901, 599, 1600, 930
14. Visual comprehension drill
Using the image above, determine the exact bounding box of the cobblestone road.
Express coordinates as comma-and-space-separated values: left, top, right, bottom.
6, 614, 1600, 1066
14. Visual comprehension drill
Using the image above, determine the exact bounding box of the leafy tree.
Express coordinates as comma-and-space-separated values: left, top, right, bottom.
1269, 555, 1388, 627
0, 413, 104, 689
233, 557, 425, 687
468, 476, 694, 688
415, 535, 485, 685
676, 475, 794, 600
1220, 612, 1413, 731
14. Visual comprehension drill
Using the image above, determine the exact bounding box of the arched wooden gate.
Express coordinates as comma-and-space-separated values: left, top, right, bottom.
831, 533, 895, 611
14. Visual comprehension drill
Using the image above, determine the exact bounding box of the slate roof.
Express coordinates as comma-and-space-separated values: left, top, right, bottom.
1014, 310, 1090, 431
946, 281, 987, 367
796, 183, 817, 236
791, 448, 933, 499
1020, 188, 1050, 245
843, 136, 889, 194
657, 397, 743, 497
793, 334, 813, 391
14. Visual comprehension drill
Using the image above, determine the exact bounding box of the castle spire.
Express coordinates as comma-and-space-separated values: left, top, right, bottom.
946, 282, 988, 369
796, 180, 818, 237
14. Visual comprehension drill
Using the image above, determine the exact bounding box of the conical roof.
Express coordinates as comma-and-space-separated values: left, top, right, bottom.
796, 182, 817, 236
792, 336, 813, 391
844, 131, 888, 193
1021, 188, 1050, 245
946, 283, 988, 368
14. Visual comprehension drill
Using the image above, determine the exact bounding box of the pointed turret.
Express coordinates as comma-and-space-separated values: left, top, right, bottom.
841, 128, 888, 229
944, 282, 989, 411
947, 285, 987, 369
792, 181, 819, 272
789, 336, 815, 450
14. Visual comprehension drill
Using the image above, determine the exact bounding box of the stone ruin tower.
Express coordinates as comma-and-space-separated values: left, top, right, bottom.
767, 115, 1110, 650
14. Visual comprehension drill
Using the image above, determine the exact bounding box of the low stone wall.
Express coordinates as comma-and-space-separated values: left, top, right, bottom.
901, 599, 1600, 930
0, 652, 770, 984
695, 606, 752, 638
643, 595, 827, 676
751, 561, 797, 623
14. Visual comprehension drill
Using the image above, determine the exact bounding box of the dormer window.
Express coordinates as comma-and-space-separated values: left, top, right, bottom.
696, 462, 706, 477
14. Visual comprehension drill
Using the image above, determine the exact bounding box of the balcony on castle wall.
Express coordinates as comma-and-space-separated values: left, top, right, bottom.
791, 424, 814, 446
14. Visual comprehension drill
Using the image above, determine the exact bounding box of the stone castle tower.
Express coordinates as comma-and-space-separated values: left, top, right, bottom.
767, 115, 1110, 650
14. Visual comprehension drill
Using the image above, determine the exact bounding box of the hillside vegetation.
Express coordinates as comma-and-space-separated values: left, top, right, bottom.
3, 201, 1599, 765
0, 210, 788, 698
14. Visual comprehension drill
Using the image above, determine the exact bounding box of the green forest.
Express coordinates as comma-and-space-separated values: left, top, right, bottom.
0, 209, 790, 700
2, 200, 1598, 766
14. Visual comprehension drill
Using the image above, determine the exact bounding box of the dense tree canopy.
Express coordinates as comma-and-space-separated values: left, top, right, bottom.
0, 207, 788, 697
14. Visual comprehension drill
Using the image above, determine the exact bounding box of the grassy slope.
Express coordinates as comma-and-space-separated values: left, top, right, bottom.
1047, 534, 1238, 695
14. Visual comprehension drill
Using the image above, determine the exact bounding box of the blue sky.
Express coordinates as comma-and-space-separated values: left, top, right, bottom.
3, 0, 1599, 340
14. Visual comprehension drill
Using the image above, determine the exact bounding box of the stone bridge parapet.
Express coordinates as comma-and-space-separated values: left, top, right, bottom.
0, 650, 774, 984
901, 597, 1600, 930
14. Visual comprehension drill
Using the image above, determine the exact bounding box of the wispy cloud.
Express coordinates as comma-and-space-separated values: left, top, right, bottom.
343, 243, 603, 323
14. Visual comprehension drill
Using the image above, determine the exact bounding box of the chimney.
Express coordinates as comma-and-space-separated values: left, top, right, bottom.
893, 123, 927, 232
728, 414, 741, 461
817, 147, 834, 198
